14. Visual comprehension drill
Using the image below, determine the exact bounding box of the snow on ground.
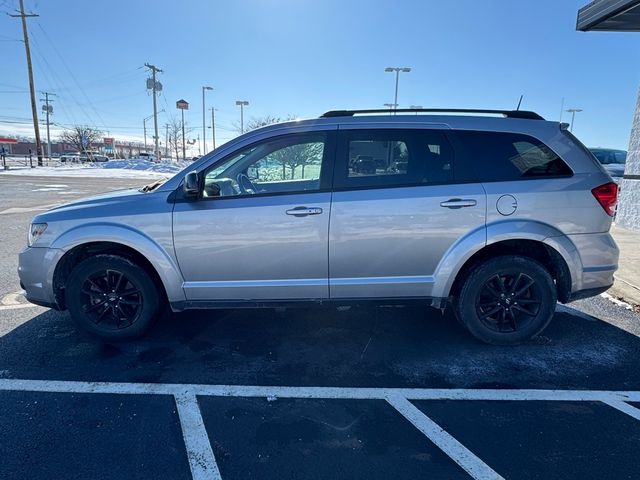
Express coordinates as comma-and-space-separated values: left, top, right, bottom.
0, 159, 191, 179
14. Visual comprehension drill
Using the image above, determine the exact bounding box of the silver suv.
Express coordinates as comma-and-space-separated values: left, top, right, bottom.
18, 108, 620, 344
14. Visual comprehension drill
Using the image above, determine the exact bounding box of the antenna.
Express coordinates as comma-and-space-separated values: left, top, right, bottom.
516, 95, 524, 111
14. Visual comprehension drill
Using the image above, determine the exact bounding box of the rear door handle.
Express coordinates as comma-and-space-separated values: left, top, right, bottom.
286, 206, 323, 217
440, 198, 477, 209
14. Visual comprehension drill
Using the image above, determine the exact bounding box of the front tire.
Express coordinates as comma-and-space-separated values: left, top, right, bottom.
66, 254, 160, 340
454, 256, 557, 345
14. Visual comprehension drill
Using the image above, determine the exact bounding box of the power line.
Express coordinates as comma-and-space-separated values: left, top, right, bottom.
34, 21, 109, 131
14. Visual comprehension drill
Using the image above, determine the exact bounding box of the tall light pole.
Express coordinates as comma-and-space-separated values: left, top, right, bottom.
385, 66, 411, 114
202, 86, 213, 153
236, 100, 249, 134
383, 103, 397, 115
210, 107, 217, 150
566, 108, 583, 132
410, 105, 423, 116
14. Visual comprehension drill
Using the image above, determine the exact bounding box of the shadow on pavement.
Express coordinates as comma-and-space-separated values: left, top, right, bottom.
1, 304, 639, 390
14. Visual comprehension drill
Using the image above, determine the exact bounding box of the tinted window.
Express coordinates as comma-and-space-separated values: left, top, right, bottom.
202, 133, 327, 198
450, 131, 572, 182
336, 129, 454, 189
591, 149, 627, 165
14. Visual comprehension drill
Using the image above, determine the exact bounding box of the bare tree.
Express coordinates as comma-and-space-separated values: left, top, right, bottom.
241, 115, 294, 133
166, 115, 196, 161
58, 126, 103, 154
238, 115, 321, 179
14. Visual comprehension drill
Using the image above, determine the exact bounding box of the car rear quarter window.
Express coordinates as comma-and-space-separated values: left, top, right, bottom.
335, 129, 454, 189
449, 130, 572, 182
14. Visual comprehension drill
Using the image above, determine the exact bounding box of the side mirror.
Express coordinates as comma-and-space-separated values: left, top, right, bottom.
183, 171, 200, 198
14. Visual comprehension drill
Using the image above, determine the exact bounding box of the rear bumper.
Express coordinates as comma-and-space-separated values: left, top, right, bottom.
18, 246, 64, 309
568, 231, 619, 296
566, 285, 612, 302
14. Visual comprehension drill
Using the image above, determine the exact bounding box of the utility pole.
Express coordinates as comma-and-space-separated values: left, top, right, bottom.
164, 123, 169, 159
11, 0, 43, 166
40, 91, 55, 163
202, 86, 213, 153
212, 108, 217, 150
143, 118, 147, 150
144, 63, 162, 161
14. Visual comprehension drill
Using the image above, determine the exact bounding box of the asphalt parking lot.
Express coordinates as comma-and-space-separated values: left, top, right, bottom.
1, 175, 640, 480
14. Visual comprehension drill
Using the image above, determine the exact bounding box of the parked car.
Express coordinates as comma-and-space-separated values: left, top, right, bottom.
589, 148, 626, 179
18, 108, 619, 344
351, 155, 377, 174
138, 152, 157, 162
59, 152, 80, 163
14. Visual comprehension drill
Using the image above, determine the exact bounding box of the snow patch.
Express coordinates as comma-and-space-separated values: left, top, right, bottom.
0, 160, 191, 178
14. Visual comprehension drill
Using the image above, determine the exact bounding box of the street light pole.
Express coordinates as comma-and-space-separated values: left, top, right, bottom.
202, 86, 213, 153
383, 103, 397, 116
410, 105, 423, 116
210, 107, 217, 150
236, 100, 249, 134
566, 108, 583, 132
385, 67, 411, 114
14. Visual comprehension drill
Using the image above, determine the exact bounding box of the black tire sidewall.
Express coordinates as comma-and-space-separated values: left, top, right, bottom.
66, 255, 160, 340
456, 255, 557, 345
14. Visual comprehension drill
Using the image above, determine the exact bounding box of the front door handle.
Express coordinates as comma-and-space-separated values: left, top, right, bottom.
286, 206, 323, 217
440, 198, 477, 209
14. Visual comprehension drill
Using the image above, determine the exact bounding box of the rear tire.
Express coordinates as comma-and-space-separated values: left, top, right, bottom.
66, 254, 160, 340
454, 255, 556, 345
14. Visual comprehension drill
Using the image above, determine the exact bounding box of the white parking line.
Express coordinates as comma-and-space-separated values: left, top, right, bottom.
174, 393, 222, 480
2, 379, 640, 480
1, 379, 640, 402
387, 394, 504, 480
602, 399, 640, 421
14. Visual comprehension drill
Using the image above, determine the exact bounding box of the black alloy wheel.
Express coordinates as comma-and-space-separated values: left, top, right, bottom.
80, 269, 143, 331
66, 254, 160, 340
475, 272, 542, 333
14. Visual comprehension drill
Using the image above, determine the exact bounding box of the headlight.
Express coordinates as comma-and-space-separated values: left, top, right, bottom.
28, 223, 47, 246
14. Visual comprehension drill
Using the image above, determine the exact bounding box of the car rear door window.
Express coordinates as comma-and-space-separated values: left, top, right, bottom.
335, 129, 454, 189
449, 130, 572, 182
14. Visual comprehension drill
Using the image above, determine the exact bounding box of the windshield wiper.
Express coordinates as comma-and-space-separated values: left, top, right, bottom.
141, 179, 165, 192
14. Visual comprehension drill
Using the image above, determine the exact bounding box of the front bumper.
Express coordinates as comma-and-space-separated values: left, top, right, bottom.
18, 246, 65, 309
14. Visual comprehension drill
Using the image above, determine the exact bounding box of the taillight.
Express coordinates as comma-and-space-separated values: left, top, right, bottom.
591, 182, 618, 216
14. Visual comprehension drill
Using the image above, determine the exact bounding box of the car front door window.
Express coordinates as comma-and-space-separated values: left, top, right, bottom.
202, 135, 326, 198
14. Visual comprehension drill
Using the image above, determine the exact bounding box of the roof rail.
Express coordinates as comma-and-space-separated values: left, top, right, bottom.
320, 108, 545, 120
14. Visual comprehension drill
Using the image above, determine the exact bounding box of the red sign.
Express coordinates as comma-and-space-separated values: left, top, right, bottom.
0, 137, 17, 144
103, 137, 114, 145
176, 99, 189, 110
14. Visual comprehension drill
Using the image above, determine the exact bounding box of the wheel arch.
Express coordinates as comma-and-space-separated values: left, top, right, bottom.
50, 224, 185, 308
433, 221, 582, 303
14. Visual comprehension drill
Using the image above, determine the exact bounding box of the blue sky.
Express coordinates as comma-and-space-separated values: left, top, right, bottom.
1, 0, 639, 150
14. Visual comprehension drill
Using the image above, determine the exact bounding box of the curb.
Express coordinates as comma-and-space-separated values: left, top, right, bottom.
607, 277, 640, 310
